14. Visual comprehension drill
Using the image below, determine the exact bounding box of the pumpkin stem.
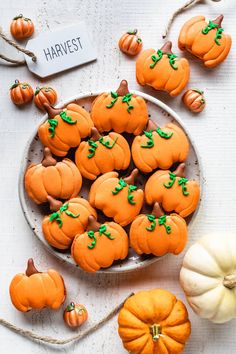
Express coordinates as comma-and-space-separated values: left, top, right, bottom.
151, 202, 164, 218
145, 119, 157, 131
26, 258, 40, 276
116, 80, 129, 96
87, 216, 101, 232
47, 196, 63, 212
173, 163, 186, 178
123, 168, 139, 185
43, 103, 63, 118
41, 147, 57, 167
150, 324, 161, 342
90, 127, 102, 141
160, 41, 173, 54
223, 274, 236, 289
212, 15, 224, 27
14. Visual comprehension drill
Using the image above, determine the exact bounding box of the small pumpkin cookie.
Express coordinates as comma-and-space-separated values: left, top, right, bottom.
132, 120, 189, 173
9, 259, 66, 312
25, 147, 82, 204
64, 302, 88, 328
182, 89, 206, 113
91, 80, 148, 135
75, 127, 131, 180
130, 203, 188, 257
118, 29, 142, 56
136, 41, 190, 96
71, 216, 129, 272
145, 163, 200, 217
34, 86, 57, 110
10, 14, 34, 40
178, 15, 232, 68
38, 103, 93, 157
10, 80, 34, 105
89, 169, 144, 226
42, 196, 97, 250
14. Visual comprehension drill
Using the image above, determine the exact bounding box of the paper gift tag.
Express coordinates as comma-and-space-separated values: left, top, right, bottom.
25, 22, 97, 78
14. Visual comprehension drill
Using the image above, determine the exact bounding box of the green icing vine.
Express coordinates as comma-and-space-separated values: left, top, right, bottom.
60, 111, 77, 124
128, 185, 137, 205
164, 173, 189, 196
106, 91, 118, 108
49, 203, 80, 228
178, 177, 189, 196
112, 178, 137, 205
156, 127, 173, 139
87, 224, 115, 249
141, 130, 154, 148
48, 119, 58, 138
150, 50, 178, 70
164, 172, 176, 188
146, 214, 171, 234
202, 21, 224, 46
99, 136, 118, 149
87, 140, 98, 158
106, 92, 134, 113
146, 214, 156, 231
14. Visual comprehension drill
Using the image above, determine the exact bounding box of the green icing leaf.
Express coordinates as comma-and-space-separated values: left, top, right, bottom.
146, 214, 156, 231
202, 20, 224, 46
48, 118, 58, 138
156, 127, 173, 139
60, 111, 77, 124
49, 202, 80, 228
99, 136, 118, 149
128, 184, 137, 205
141, 130, 154, 148
87, 230, 97, 249
87, 140, 98, 158
112, 178, 127, 195
178, 177, 189, 196
158, 215, 171, 234
164, 172, 176, 188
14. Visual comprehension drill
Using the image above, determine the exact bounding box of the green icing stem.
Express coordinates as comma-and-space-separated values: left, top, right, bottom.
141, 130, 154, 148
99, 136, 118, 149
48, 118, 58, 138
87, 224, 115, 249
106, 92, 134, 113
156, 127, 173, 139
87, 140, 98, 158
60, 111, 77, 124
112, 178, 137, 205
150, 50, 178, 70
163, 173, 190, 196
146, 215, 171, 234
178, 177, 189, 196
164, 172, 176, 188
202, 21, 224, 46
146, 214, 156, 231
49, 203, 80, 228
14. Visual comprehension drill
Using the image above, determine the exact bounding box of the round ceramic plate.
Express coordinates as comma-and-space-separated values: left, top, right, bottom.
19, 90, 202, 273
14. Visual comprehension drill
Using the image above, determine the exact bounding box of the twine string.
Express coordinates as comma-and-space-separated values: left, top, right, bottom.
0, 293, 134, 345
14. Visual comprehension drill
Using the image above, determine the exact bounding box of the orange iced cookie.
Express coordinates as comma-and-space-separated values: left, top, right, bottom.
130, 202, 188, 257
38, 103, 93, 157
178, 15, 232, 68
132, 120, 189, 173
71, 216, 129, 272
24, 147, 82, 204
9, 259, 66, 312
91, 80, 148, 135
75, 127, 131, 180
89, 169, 144, 226
145, 163, 200, 218
42, 196, 97, 250
136, 41, 190, 96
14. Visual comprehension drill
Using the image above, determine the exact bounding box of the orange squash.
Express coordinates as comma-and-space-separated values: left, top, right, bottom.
38, 103, 93, 157
182, 89, 206, 113
9, 259, 66, 312
91, 80, 148, 135
24, 147, 82, 204
75, 127, 131, 180
34, 87, 57, 110
132, 120, 189, 173
42, 196, 97, 250
118, 288, 191, 354
63, 302, 88, 328
71, 216, 129, 272
10, 80, 34, 106
10, 14, 34, 40
145, 163, 200, 218
89, 169, 144, 226
130, 202, 188, 257
178, 15, 232, 68
119, 29, 143, 56
136, 41, 190, 96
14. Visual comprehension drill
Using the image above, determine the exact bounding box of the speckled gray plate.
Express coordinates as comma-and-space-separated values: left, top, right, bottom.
18, 91, 202, 273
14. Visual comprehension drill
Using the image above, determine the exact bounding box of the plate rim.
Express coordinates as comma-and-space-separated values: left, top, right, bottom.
18, 90, 203, 274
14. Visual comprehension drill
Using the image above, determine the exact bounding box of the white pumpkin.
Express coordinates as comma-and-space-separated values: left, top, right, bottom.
180, 234, 236, 324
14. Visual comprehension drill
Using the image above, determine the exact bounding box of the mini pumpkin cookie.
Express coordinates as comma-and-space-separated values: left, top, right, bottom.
9, 258, 66, 312
38, 103, 93, 157
145, 163, 200, 217
130, 202, 188, 257
178, 15, 232, 68
10, 80, 34, 105
10, 14, 34, 40
75, 127, 131, 180
42, 196, 97, 250
132, 120, 189, 173
89, 169, 144, 226
119, 29, 142, 56
34, 87, 57, 110
91, 80, 148, 135
182, 89, 206, 113
136, 41, 190, 96
64, 302, 88, 328
24, 147, 82, 204
71, 216, 129, 272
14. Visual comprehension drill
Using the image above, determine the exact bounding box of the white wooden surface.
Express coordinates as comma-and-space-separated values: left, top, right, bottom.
0, 0, 236, 353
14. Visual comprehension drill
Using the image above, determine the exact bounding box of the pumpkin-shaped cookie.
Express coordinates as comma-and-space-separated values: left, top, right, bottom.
38, 103, 93, 157
64, 302, 88, 328
132, 120, 189, 173
10, 80, 34, 106
91, 80, 148, 135
178, 15, 232, 68
130, 203, 188, 257
118, 288, 191, 354
71, 216, 129, 272
136, 41, 190, 96
42, 196, 97, 250
89, 169, 144, 226
118, 29, 143, 56
25, 148, 82, 204
145, 163, 200, 218
75, 128, 131, 180
10, 14, 34, 40
9, 259, 66, 312
34, 86, 57, 110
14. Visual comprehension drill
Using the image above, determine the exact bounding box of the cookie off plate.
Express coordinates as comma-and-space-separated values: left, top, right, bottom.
18, 90, 202, 273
